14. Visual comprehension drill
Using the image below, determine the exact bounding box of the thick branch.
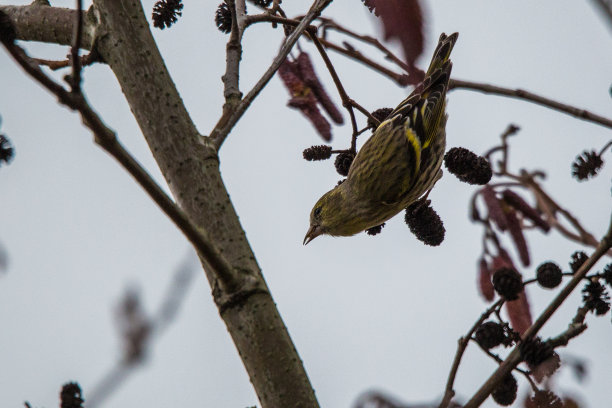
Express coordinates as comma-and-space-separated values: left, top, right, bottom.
4, 2, 320, 407
1, 38, 239, 293
0, 4, 94, 49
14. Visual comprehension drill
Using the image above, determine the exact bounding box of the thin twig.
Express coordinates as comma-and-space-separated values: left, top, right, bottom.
598, 139, 612, 156
86, 251, 199, 407
211, 0, 333, 150
450, 79, 612, 130
462, 215, 612, 408
245, 13, 313, 29
438, 299, 504, 408
33, 54, 97, 71
70, 0, 83, 92
308, 34, 359, 150
590, 0, 612, 30
316, 37, 410, 87
317, 17, 414, 75
471, 339, 538, 393
1, 39, 240, 292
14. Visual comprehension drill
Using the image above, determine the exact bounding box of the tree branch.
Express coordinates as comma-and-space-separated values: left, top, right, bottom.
438, 299, 504, 408
0, 4, 93, 49
1, 38, 240, 292
3, 2, 321, 406
450, 79, 612, 130
211, 0, 333, 150
463, 214, 612, 408
590, 0, 612, 30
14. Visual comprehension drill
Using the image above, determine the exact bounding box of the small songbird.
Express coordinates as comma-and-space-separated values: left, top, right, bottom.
304, 32, 458, 245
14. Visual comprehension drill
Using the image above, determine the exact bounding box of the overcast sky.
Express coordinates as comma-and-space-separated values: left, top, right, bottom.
1, 1, 611, 407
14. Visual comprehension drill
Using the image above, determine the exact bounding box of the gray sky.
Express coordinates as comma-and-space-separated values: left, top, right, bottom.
1, 1, 611, 407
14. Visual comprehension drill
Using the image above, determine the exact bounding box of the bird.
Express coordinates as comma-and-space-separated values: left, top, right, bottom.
304, 32, 458, 245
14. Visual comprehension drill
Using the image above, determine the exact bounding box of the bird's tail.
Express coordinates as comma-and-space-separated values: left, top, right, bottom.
425, 32, 459, 77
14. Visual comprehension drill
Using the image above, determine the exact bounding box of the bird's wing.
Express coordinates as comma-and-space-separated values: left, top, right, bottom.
346, 114, 420, 205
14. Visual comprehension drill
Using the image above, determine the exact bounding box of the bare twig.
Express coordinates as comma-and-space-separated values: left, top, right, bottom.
450, 79, 612, 130
308, 34, 359, 149
69, 0, 83, 92
1, 40, 239, 292
591, 0, 612, 30
463, 215, 612, 408
307, 21, 612, 130
519, 172, 601, 249
33, 52, 98, 70
317, 17, 416, 76
316, 37, 410, 87
86, 251, 199, 407
245, 13, 312, 29
211, 0, 333, 150
438, 299, 504, 408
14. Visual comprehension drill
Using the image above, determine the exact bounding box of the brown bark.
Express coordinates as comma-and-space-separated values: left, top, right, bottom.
1, 2, 319, 407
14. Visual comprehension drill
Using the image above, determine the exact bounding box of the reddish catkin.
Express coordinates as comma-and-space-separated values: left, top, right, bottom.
501, 189, 550, 232
478, 258, 495, 301
296, 52, 344, 124
279, 59, 332, 141
482, 185, 508, 231
506, 291, 533, 335
504, 206, 531, 267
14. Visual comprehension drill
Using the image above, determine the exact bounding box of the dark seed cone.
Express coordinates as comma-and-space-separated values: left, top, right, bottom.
569, 251, 588, 273
60, 382, 84, 408
475, 321, 506, 349
602, 263, 612, 287
366, 223, 385, 236
214, 2, 232, 33
525, 390, 563, 408
571, 150, 604, 181
0, 10, 16, 43
492, 267, 522, 300
367, 107, 393, 129
334, 152, 354, 176
491, 373, 517, 406
248, 0, 272, 6
303, 145, 332, 161
501, 189, 550, 232
152, 0, 184, 29
444, 147, 492, 185
0, 134, 15, 165
536, 262, 562, 289
520, 337, 553, 368
582, 281, 611, 315
405, 199, 445, 246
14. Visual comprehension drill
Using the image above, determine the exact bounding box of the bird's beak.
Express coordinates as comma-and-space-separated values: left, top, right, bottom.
303, 225, 322, 245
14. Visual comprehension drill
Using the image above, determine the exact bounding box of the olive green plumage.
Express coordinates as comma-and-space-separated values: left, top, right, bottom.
304, 33, 458, 244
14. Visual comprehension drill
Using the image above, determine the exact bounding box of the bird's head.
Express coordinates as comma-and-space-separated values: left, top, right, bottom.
304, 185, 363, 244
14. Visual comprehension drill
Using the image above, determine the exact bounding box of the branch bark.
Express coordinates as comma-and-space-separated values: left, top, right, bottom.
2, 2, 319, 407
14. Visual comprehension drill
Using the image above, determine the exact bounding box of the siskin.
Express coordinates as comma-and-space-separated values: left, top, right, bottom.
304, 32, 458, 245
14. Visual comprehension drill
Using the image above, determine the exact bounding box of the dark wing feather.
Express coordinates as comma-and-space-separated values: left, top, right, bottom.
347, 115, 419, 204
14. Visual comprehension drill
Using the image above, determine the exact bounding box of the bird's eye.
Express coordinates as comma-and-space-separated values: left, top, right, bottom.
314, 206, 322, 218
